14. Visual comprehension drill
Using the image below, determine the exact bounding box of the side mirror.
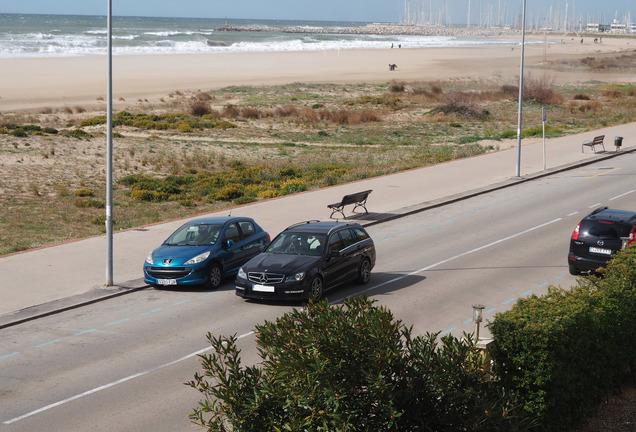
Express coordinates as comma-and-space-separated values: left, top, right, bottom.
224, 239, 234, 249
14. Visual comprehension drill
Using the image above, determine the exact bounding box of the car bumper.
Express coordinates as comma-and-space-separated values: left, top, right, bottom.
143, 265, 208, 287
568, 253, 610, 272
235, 278, 308, 300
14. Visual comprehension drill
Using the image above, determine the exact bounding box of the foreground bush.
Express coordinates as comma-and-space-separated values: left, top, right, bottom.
187, 296, 526, 431
490, 245, 636, 431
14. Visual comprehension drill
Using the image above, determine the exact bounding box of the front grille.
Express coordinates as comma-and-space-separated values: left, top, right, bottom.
247, 272, 285, 284
147, 266, 191, 279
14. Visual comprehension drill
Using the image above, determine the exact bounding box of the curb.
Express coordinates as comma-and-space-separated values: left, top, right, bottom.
2, 147, 634, 329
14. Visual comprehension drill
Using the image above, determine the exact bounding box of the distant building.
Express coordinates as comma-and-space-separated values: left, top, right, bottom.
586, 22, 600, 32
610, 19, 627, 34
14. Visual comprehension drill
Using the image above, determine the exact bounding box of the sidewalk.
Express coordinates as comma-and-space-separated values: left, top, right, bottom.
1, 125, 634, 327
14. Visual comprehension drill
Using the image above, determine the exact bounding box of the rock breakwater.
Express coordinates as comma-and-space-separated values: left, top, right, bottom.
215, 23, 520, 38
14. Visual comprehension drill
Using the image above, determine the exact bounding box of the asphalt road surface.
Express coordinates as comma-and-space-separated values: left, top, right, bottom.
2, 153, 635, 431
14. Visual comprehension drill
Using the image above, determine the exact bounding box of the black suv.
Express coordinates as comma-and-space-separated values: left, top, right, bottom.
568, 207, 636, 275
235, 220, 376, 300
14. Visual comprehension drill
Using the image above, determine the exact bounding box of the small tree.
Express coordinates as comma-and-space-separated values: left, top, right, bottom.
187, 296, 525, 431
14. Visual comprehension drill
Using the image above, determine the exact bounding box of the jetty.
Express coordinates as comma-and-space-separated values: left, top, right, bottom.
214, 23, 519, 38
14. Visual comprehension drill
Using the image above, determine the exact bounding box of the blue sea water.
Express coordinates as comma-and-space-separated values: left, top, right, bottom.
0, 13, 524, 58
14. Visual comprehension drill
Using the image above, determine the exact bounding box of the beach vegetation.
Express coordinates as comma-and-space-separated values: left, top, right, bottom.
1, 77, 635, 255
66, 129, 92, 140
10, 129, 28, 138
73, 188, 95, 197
389, 79, 406, 92
73, 199, 105, 208
189, 100, 213, 117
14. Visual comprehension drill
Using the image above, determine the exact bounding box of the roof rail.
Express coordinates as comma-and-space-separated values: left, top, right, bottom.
285, 220, 321, 230
591, 206, 609, 215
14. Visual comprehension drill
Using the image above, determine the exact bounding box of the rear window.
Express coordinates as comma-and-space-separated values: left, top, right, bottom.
581, 220, 631, 240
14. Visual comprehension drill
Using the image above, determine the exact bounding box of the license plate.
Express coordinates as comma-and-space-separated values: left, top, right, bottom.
253, 284, 275, 293
157, 279, 177, 285
589, 246, 611, 255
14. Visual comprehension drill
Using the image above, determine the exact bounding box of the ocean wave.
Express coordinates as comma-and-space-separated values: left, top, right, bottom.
0, 14, 534, 59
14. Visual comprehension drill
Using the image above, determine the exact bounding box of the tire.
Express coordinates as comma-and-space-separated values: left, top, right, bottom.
307, 276, 324, 301
357, 258, 372, 285
206, 263, 223, 289
568, 265, 580, 276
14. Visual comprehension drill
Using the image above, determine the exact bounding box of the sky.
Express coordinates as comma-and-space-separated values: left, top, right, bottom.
0, 0, 634, 24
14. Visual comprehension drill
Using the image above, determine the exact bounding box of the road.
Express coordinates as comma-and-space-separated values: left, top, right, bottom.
2, 153, 635, 431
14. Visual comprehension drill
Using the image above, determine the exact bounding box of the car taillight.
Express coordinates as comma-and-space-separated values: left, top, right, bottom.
571, 223, 581, 241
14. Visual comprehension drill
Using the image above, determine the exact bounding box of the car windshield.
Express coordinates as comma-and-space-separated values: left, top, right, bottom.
267, 232, 325, 256
164, 224, 222, 246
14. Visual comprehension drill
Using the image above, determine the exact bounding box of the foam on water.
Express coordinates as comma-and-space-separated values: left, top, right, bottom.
0, 13, 529, 58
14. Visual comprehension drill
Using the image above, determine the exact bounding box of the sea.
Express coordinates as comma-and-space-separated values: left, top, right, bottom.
0, 13, 527, 59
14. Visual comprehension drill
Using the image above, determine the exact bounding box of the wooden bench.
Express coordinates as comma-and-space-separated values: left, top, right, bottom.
582, 135, 605, 153
328, 190, 372, 219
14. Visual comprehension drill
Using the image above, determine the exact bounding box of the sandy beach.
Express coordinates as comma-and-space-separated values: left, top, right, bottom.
1, 33, 635, 112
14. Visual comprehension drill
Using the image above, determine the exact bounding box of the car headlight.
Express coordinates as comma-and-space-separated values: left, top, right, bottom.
145, 253, 154, 265
237, 267, 247, 280
184, 251, 210, 265
286, 272, 305, 282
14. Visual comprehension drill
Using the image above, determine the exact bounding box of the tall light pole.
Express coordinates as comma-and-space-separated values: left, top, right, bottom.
106, 0, 114, 285
515, 0, 527, 177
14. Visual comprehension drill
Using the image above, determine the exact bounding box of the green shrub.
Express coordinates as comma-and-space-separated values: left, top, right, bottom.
213, 184, 244, 201
74, 199, 105, 208
280, 178, 307, 195
178, 198, 195, 207
187, 296, 525, 432
90, 215, 107, 225
43, 127, 59, 134
129, 189, 162, 202
66, 129, 92, 140
490, 245, 636, 431
177, 122, 193, 133
10, 129, 28, 138
233, 196, 257, 205
22, 124, 42, 132
74, 188, 95, 197
79, 116, 107, 127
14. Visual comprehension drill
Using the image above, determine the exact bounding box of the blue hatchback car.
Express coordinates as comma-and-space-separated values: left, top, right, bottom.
144, 216, 270, 289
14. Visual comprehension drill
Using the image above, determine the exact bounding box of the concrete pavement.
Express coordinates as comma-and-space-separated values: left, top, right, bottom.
1, 124, 635, 328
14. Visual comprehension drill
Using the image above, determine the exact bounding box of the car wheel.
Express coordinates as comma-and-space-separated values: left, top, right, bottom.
206, 263, 223, 289
307, 276, 323, 301
357, 258, 372, 285
568, 265, 580, 276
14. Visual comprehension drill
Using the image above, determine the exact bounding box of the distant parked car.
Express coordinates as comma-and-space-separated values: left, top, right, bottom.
568, 207, 636, 275
235, 220, 376, 301
144, 216, 269, 289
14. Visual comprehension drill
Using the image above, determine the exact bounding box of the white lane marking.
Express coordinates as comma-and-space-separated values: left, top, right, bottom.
5, 216, 565, 423
588, 203, 602, 208
3, 332, 254, 424
334, 218, 563, 302
609, 189, 636, 201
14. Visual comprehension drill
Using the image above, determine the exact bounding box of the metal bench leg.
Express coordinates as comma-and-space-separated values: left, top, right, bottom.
329, 207, 346, 219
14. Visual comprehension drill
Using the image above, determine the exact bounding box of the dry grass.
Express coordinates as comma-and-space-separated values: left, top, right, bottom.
1, 76, 635, 256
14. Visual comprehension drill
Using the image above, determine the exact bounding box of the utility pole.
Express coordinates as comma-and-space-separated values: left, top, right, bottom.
106, 0, 114, 285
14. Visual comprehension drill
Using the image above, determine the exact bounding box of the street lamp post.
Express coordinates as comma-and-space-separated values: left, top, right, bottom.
472, 304, 485, 341
515, 0, 527, 177
106, 0, 113, 285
